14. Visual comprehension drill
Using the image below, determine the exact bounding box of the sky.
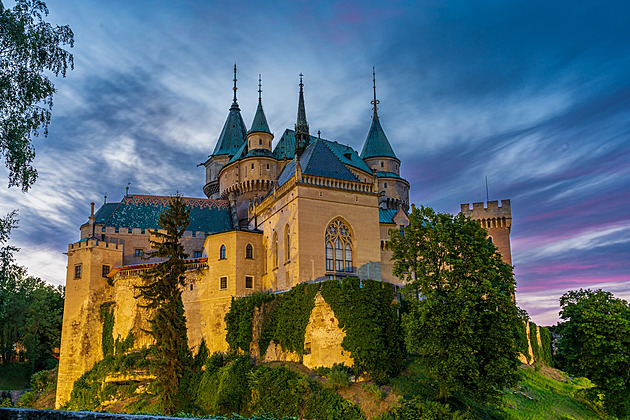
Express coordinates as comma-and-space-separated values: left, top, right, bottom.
1, 0, 628, 326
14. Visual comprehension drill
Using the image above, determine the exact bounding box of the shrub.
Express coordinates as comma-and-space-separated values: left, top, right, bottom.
363, 383, 386, 401
15, 391, 35, 408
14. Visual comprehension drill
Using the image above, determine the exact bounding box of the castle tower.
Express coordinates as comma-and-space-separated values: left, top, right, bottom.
360, 69, 409, 211
203, 65, 248, 199
247, 75, 273, 152
294, 73, 310, 156
56, 238, 123, 408
460, 199, 513, 265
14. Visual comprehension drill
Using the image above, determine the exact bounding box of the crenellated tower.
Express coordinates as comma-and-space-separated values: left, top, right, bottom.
360, 68, 410, 211
460, 199, 513, 265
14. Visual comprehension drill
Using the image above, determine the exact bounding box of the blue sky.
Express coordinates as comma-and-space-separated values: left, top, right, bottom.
1, 0, 629, 325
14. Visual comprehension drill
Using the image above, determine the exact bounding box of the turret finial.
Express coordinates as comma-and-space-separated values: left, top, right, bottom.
371, 66, 380, 118
233, 63, 238, 104
258, 74, 262, 102
295, 72, 310, 155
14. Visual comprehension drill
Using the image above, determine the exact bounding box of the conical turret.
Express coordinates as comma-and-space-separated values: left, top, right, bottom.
294, 73, 310, 156
360, 68, 397, 160
212, 64, 248, 157
247, 75, 273, 151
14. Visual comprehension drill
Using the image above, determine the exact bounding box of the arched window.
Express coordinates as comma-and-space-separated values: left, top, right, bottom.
325, 219, 353, 273
219, 244, 226, 260
272, 232, 278, 268
285, 224, 290, 261
246, 244, 253, 259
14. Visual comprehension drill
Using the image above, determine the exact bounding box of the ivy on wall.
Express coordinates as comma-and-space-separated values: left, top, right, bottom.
99, 303, 115, 357
528, 321, 540, 363
538, 327, 553, 366
224, 279, 405, 381
225, 293, 275, 353
259, 283, 320, 357
320, 278, 405, 382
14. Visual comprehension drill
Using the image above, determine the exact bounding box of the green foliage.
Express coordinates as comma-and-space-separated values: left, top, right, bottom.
390, 206, 520, 403
0, 397, 11, 407
135, 195, 192, 415
538, 327, 552, 366
0, 0, 74, 190
225, 292, 275, 353
100, 303, 115, 357
29, 368, 54, 392
195, 354, 253, 415
515, 310, 530, 362
259, 282, 320, 356
362, 382, 386, 401
556, 288, 630, 417
114, 331, 135, 355
0, 243, 64, 376
66, 349, 151, 411
248, 365, 365, 420
378, 397, 472, 420
15, 390, 34, 407
320, 278, 405, 382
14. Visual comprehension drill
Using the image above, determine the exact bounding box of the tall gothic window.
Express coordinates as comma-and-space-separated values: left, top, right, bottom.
325, 219, 353, 273
219, 245, 226, 260
272, 232, 278, 268
285, 225, 290, 261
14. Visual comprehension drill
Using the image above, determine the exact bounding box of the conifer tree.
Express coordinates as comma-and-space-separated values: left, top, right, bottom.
135, 195, 192, 414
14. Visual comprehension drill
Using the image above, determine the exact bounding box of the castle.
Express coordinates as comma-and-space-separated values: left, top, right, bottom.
55, 68, 513, 408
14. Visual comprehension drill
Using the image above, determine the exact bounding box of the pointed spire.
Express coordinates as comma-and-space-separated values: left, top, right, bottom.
295, 73, 310, 155
361, 68, 397, 160
212, 65, 248, 156
231, 63, 238, 108
371, 66, 380, 118
248, 74, 271, 135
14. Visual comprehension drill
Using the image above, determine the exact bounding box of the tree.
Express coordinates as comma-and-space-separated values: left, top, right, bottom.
135, 195, 192, 415
1, 0, 74, 190
556, 289, 630, 417
389, 205, 520, 403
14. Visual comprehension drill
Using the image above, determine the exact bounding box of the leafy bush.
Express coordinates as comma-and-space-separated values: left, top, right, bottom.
195, 355, 253, 414
15, 391, 35, 408
363, 382, 386, 401
326, 366, 351, 390
378, 397, 472, 420
30, 368, 54, 392
248, 365, 365, 420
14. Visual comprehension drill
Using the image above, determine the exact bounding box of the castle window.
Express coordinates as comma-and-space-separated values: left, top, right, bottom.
192, 231, 196, 237
325, 219, 353, 273
380, 161, 384, 168
115, 227, 119, 233
194, 250, 202, 258
101, 226, 106, 232
102, 265, 110, 278
246, 244, 253, 259
219, 245, 227, 260
267, 164, 270, 170
135, 249, 143, 257
384, 182, 387, 188
488, 236, 493, 244
285, 225, 290, 261
141, 228, 145, 234
128, 227, 132, 234
74, 264, 82, 279
251, 163, 254, 170
259, 139, 262, 145
220, 276, 228, 289
245, 276, 253, 289
272, 232, 278, 268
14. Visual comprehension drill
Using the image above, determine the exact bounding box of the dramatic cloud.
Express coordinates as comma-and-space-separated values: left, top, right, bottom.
2, 0, 628, 326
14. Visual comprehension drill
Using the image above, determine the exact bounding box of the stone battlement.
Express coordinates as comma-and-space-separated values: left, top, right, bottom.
460, 199, 511, 219
68, 239, 122, 252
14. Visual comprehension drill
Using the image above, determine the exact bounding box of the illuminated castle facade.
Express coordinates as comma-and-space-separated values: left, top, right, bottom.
55, 68, 512, 407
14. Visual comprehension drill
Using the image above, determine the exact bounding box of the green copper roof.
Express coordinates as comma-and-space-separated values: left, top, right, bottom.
212, 102, 248, 157
248, 100, 271, 135
273, 129, 372, 174
92, 195, 233, 233
379, 208, 398, 224
376, 171, 403, 180
360, 116, 397, 160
